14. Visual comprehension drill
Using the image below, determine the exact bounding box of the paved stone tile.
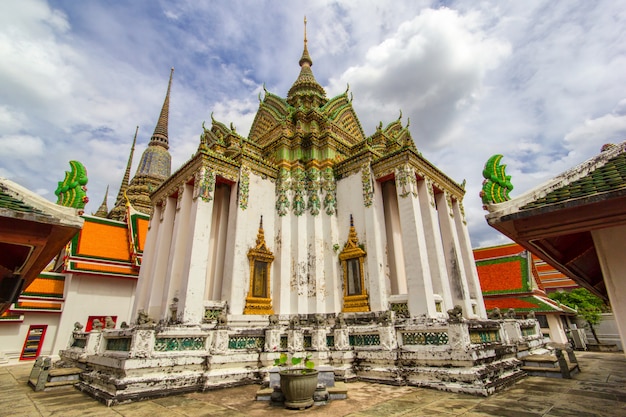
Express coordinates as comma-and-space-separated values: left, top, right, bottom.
1, 351, 625, 417
470, 404, 543, 417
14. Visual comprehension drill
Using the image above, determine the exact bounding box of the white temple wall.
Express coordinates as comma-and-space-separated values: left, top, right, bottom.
223, 171, 275, 315
592, 224, 626, 356
0, 313, 59, 364
55, 272, 136, 354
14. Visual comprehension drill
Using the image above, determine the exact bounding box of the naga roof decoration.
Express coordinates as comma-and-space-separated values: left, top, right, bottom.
55, 160, 89, 213
480, 154, 513, 207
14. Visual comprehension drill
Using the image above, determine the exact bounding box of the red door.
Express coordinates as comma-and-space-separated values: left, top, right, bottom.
20, 325, 47, 360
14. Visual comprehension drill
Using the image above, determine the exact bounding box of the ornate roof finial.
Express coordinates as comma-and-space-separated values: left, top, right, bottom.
260, 215, 263, 229
288, 17, 326, 107
299, 16, 312, 67
350, 214, 354, 227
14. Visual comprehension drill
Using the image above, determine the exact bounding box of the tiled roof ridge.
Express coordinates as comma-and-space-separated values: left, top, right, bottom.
0, 177, 84, 227
486, 140, 625, 217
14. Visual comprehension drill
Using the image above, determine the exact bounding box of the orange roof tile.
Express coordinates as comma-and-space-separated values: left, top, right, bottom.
22, 273, 64, 298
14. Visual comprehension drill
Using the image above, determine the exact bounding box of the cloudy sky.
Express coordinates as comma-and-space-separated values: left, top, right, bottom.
1, 0, 625, 248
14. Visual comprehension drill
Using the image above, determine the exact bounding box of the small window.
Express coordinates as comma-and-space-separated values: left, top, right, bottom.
339, 215, 370, 312
244, 217, 274, 315
252, 260, 269, 298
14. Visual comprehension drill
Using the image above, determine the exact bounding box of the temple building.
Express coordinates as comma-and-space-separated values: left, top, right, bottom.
58, 24, 550, 405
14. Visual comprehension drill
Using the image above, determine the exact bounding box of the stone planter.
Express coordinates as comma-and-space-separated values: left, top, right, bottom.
279, 369, 319, 409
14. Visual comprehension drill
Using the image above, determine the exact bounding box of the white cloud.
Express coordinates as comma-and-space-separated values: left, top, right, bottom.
0, 134, 44, 157
327, 7, 511, 145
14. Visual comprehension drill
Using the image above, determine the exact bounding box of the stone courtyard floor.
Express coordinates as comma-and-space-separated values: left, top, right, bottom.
1, 351, 625, 417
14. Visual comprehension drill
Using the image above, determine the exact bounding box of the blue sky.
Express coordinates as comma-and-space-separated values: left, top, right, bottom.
1, 0, 625, 247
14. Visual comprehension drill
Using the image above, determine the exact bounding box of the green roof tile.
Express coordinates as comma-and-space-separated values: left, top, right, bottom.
521, 153, 626, 210
0, 189, 47, 216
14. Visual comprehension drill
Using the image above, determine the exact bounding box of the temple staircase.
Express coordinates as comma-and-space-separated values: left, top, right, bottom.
28, 356, 83, 391
521, 347, 580, 378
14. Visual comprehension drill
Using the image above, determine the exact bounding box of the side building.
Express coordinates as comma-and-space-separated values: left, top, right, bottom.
473, 243, 576, 345
0, 70, 173, 364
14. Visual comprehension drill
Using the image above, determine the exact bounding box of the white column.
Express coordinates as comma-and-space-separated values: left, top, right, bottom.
293, 214, 308, 314
208, 184, 231, 300
274, 215, 292, 314
146, 195, 176, 319
418, 179, 453, 314
177, 189, 214, 324
132, 204, 161, 318
592, 225, 626, 357
363, 179, 388, 312
382, 181, 407, 295
453, 199, 486, 318
308, 213, 326, 313
436, 192, 472, 318
221, 185, 248, 315
161, 184, 193, 321
322, 211, 341, 313
395, 167, 436, 317
546, 314, 568, 344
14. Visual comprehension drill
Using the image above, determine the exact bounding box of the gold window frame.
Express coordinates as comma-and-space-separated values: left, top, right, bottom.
338, 217, 370, 312
244, 219, 274, 314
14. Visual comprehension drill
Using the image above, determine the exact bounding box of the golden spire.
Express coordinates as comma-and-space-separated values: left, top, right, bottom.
93, 185, 109, 218
288, 16, 326, 106
111, 126, 138, 212
299, 16, 312, 67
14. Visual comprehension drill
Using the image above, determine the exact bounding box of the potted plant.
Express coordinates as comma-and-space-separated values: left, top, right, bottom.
274, 352, 318, 409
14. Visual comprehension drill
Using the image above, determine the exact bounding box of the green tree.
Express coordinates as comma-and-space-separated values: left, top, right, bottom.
549, 288, 606, 344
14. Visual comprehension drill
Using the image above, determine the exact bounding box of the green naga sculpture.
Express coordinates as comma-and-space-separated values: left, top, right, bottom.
55, 160, 89, 213
480, 154, 513, 206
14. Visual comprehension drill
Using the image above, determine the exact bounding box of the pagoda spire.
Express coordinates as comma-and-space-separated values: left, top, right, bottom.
112, 126, 138, 210
93, 185, 109, 218
287, 17, 326, 108
150, 67, 174, 150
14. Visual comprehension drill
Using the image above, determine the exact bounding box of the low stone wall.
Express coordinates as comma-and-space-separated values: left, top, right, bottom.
60, 312, 542, 405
